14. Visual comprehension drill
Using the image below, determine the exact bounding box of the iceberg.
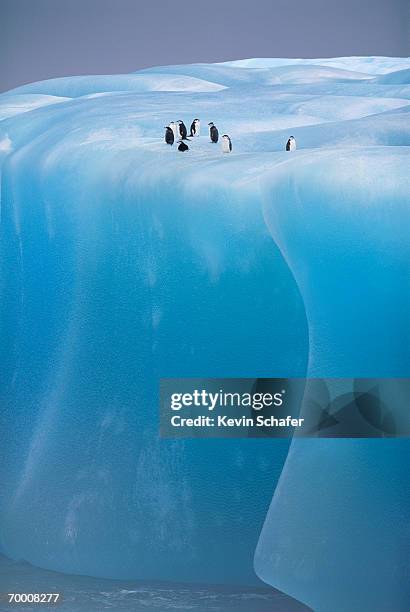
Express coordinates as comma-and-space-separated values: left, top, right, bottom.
0, 56, 408, 609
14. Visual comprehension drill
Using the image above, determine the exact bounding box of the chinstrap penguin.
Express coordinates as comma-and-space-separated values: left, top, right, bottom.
190, 119, 200, 137
169, 121, 178, 141
221, 134, 232, 153
208, 122, 219, 143
286, 136, 296, 151
177, 120, 188, 140
178, 141, 189, 152
164, 126, 174, 145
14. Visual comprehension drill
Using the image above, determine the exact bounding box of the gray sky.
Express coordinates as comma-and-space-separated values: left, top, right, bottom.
0, 0, 409, 93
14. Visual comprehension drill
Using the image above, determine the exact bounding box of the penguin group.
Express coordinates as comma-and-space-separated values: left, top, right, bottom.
165, 120, 296, 153
164, 119, 232, 154
207, 122, 232, 152
164, 120, 187, 145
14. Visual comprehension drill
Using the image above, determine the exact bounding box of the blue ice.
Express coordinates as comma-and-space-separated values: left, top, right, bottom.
0, 56, 409, 610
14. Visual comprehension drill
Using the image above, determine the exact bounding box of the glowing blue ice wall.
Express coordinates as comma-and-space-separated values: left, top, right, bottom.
0, 88, 307, 583
0, 56, 409, 601
255, 148, 410, 611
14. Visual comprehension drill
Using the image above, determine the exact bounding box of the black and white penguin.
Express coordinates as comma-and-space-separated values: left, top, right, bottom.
178, 141, 189, 152
286, 136, 296, 151
169, 122, 178, 141
177, 120, 188, 140
164, 126, 174, 145
190, 118, 200, 137
208, 122, 219, 143
221, 134, 232, 153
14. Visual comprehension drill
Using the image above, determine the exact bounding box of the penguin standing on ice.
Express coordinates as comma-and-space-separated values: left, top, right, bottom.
221, 135, 232, 153
178, 141, 189, 152
164, 126, 174, 145
177, 120, 188, 140
169, 122, 178, 141
286, 136, 296, 151
190, 118, 200, 137
208, 122, 219, 143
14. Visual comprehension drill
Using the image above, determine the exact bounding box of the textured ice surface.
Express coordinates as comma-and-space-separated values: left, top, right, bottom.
0, 56, 409, 609
5, 74, 227, 97
0, 555, 310, 612
0, 94, 70, 121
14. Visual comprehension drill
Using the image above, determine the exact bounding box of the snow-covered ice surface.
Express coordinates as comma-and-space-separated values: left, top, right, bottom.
0, 57, 409, 612
0, 94, 70, 121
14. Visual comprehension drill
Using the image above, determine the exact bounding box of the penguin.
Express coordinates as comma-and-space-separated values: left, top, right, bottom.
164, 126, 174, 145
286, 136, 296, 151
208, 122, 219, 143
169, 121, 178, 141
190, 118, 200, 137
221, 134, 232, 153
178, 141, 189, 152
177, 120, 188, 140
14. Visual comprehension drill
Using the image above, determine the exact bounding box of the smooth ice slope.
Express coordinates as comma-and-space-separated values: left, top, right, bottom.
254, 148, 409, 610
5, 73, 226, 97
0, 57, 409, 608
222, 56, 410, 74
0, 94, 70, 121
